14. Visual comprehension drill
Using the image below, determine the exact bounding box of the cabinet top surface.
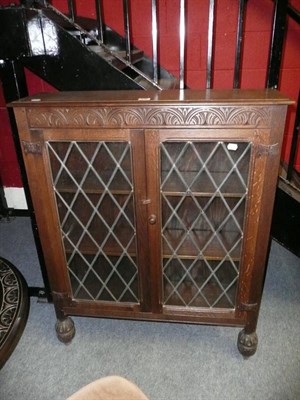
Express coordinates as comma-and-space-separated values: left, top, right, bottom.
10, 89, 293, 107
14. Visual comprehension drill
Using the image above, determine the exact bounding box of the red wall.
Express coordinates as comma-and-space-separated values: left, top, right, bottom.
0, 81, 23, 187
0, 0, 299, 188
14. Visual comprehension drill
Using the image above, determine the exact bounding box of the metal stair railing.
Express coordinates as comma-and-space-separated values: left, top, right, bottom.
65, 0, 162, 87
19, 0, 300, 90
43, 1, 163, 90
43, 0, 227, 90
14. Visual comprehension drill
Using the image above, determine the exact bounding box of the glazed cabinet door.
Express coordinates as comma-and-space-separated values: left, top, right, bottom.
33, 128, 150, 313
145, 129, 254, 320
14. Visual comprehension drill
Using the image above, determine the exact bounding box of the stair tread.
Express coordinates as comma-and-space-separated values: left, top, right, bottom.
88, 46, 144, 68
135, 76, 180, 90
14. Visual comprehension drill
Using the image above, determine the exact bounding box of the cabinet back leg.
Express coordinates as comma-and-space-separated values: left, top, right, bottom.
55, 317, 76, 344
237, 329, 258, 357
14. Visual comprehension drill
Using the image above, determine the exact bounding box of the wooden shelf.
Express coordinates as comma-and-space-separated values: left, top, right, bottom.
56, 186, 132, 195
162, 254, 240, 262
52, 168, 133, 195
161, 191, 245, 198
163, 281, 237, 308
63, 228, 137, 258
64, 243, 137, 258
161, 170, 248, 195
162, 229, 241, 260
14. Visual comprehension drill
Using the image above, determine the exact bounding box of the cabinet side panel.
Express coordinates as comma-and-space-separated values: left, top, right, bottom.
236, 136, 269, 309
242, 106, 288, 333
13, 108, 71, 294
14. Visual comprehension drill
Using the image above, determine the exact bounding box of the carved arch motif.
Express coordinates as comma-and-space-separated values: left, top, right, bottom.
27, 106, 271, 128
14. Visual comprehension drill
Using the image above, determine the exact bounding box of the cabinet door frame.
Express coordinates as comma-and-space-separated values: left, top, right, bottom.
144, 127, 270, 325
22, 124, 152, 315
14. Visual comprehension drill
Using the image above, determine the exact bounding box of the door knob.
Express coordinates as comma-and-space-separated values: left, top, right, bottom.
148, 214, 157, 225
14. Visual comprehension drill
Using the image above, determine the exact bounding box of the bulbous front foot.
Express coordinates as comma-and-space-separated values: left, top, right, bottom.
55, 316, 75, 344
237, 329, 258, 357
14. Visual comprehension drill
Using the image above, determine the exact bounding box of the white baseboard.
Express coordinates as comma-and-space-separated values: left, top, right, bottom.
3, 187, 28, 210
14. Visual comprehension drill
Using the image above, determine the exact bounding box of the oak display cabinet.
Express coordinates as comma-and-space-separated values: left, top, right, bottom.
11, 89, 292, 357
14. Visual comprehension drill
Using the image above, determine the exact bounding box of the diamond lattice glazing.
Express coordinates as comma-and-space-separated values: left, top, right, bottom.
47, 141, 139, 303
161, 141, 251, 308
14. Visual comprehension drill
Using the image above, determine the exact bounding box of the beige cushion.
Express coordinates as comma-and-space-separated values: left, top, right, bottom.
67, 376, 149, 400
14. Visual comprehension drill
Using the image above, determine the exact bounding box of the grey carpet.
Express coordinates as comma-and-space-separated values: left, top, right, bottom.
0, 217, 299, 400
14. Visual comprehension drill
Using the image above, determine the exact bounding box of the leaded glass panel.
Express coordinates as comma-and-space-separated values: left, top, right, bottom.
161, 141, 251, 309
47, 141, 139, 303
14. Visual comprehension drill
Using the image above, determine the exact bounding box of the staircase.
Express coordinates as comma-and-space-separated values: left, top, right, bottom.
0, 2, 179, 91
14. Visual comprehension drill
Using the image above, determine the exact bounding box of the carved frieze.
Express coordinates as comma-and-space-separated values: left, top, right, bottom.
26, 105, 272, 129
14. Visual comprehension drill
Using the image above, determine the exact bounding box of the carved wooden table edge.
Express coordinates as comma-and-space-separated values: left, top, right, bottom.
0, 257, 30, 369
